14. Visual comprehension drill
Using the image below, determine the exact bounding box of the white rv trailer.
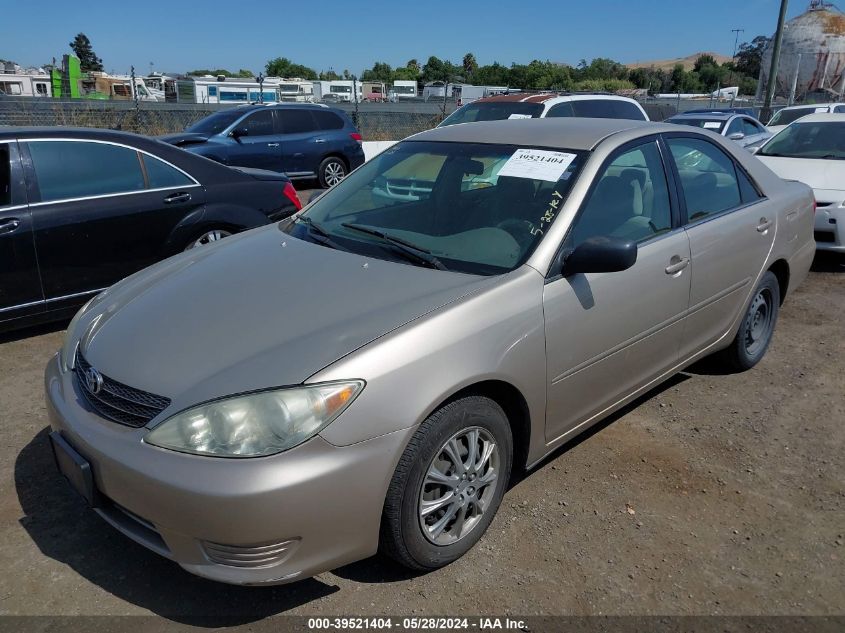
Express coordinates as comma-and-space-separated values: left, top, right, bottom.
390, 80, 418, 100
314, 80, 363, 103
455, 85, 511, 105
0, 73, 52, 97
170, 76, 282, 104
278, 78, 316, 102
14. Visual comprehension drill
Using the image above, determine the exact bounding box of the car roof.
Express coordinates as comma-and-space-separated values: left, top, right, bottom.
777, 103, 845, 112
411, 117, 665, 150
669, 112, 735, 120
787, 112, 845, 123
232, 102, 330, 111
0, 126, 153, 142
471, 92, 639, 105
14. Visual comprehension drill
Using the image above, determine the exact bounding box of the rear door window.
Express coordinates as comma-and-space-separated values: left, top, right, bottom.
666, 137, 742, 222
571, 99, 616, 118
313, 110, 345, 130
278, 109, 317, 134
28, 141, 145, 202
142, 154, 194, 189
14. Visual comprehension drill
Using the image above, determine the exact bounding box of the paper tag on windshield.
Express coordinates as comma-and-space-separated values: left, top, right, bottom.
498, 149, 577, 182
508, 113, 532, 120
703, 121, 722, 129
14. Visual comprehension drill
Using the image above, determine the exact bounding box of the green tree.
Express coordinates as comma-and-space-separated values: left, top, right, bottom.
462, 53, 478, 81
693, 54, 718, 73
474, 62, 510, 86
393, 65, 419, 81
69, 33, 103, 72
320, 69, 341, 80
264, 57, 317, 79
734, 35, 769, 78
406, 59, 420, 73
361, 61, 393, 82
575, 57, 628, 82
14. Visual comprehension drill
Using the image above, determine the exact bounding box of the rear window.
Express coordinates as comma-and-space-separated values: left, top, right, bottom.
0, 144, 10, 206
666, 117, 727, 133
439, 102, 543, 127
767, 107, 823, 127
547, 99, 646, 121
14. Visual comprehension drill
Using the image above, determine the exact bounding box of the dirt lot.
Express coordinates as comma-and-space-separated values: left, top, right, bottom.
0, 253, 842, 623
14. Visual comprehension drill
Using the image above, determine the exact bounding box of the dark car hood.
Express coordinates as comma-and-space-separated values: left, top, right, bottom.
79, 225, 491, 411
158, 132, 210, 146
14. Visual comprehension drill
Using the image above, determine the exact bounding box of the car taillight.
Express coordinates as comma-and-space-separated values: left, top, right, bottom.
283, 181, 302, 210
350, 132, 363, 143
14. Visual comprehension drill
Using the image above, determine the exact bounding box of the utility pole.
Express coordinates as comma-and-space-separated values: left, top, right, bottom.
729, 28, 744, 85
762, 0, 789, 123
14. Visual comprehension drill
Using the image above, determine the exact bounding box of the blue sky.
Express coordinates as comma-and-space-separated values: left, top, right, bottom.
3, 0, 807, 75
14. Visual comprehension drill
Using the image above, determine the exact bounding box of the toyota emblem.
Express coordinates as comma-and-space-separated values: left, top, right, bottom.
84, 367, 104, 395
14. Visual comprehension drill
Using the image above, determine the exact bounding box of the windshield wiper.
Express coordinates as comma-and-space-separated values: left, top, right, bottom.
341, 222, 448, 271
296, 216, 350, 252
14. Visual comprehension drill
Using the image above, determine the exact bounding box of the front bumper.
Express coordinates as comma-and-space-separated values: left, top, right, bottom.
44, 354, 412, 585
814, 204, 845, 253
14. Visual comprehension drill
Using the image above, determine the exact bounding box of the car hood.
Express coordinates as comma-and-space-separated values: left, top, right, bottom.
757, 155, 845, 193
157, 132, 210, 146
78, 225, 492, 412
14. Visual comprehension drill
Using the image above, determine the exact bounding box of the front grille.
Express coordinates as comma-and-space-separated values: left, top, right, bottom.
74, 350, 170, 427
202, 538, 300, 568
814, 230, 836, 243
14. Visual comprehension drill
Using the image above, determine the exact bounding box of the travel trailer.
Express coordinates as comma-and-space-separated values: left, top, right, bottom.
362, 81, 386, 101
278, 79, 316, 102
390, 80, 418, 100
314, 80, 363, 103
168, 76, 282, 104
0, 73, 52, 97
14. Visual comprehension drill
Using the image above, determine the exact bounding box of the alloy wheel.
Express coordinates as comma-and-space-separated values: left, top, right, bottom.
186, 229, 232, 250
324, 161, 346, 186
418, 426, 500, 546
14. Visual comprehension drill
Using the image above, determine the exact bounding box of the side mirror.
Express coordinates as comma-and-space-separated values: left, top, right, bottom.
562, 236, 638, 276
728, 132, 745, 141
230, 127, 248, 141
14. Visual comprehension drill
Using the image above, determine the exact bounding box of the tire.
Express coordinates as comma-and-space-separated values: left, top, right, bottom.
318, 156, 347, 188
719, 271, 780, 371
380, 395, 513, 571
184, 228, 233, 251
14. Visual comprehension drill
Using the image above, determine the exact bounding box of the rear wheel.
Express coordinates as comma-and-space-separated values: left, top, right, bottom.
318, 156, 347, 188
184, 228, 232, 251
719, 271, 780, 370
380, 396, 512, 570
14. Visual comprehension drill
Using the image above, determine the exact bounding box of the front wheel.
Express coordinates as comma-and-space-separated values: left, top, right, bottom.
719, 271, 780, 371
380, 396, 512, 571
318, 156, 348, 188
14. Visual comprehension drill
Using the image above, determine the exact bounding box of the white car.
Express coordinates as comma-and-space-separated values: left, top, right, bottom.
438, 93, 649, 127
756, 112, 845, 252
766, 103, 845, 134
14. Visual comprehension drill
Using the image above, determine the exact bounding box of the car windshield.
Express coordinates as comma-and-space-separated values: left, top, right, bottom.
283, 140, 586, 275
767, 107, 822, 126
667, 117, 726, 133
439, 102, 544, 127
186, 110, 246, 135
758, 120, 845, 159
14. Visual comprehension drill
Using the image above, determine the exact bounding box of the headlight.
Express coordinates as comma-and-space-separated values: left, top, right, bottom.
144, 381, 364, 458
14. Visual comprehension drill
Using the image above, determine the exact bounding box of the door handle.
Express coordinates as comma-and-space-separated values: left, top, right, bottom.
267, 142, 280, 147
314, 138, 327, 143
756, 217, 773, 232
163, 192, 191, 204
0, 218, 21, 235
665, 255, 690, 275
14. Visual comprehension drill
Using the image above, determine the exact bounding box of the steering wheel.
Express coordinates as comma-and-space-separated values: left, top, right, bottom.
496, 219, 536, 248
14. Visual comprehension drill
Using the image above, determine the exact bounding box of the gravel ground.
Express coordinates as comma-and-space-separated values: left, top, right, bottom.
0, 250, 842, 624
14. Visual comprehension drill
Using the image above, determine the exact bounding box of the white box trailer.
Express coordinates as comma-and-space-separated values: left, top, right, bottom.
314, 80, 363, 103
0, 73, 52, 97
278, 79, 316, 102
390, 80, 418, 100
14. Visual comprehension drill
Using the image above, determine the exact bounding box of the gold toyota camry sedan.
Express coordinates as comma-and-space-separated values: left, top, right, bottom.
46, 118, 815, 585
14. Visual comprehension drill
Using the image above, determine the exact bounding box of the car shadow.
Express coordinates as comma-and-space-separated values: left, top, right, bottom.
0, 319, 68, 344
15, 428, 339, 626
811, 251, 844, 273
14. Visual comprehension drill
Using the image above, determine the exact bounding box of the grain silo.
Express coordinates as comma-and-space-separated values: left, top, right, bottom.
757, 1, 845, 102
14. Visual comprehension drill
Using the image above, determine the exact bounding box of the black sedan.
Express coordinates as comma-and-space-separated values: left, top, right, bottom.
0, 127, 301, 334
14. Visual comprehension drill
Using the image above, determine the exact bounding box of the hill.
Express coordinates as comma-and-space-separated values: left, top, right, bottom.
626, 52, 733, 71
